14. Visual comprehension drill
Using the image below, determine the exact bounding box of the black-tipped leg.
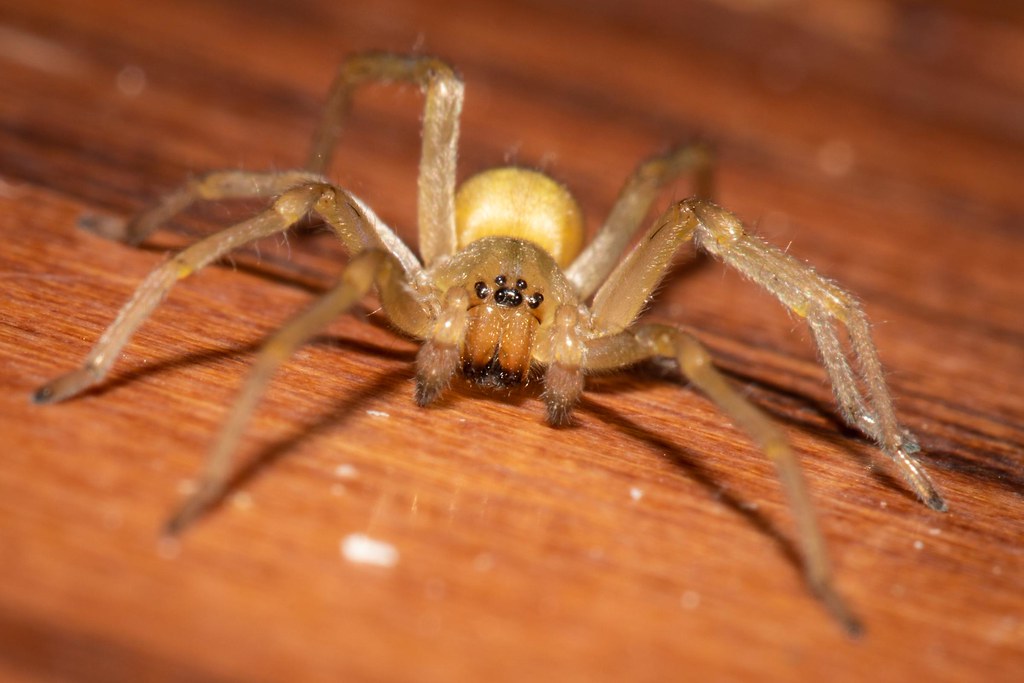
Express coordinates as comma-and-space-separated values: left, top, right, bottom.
811, 579, 864, 638
32, 368, 99, 405
162, 484, 221, 538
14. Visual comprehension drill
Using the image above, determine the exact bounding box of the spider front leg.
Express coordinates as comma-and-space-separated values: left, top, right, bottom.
33, 182, 331, 405
83, 170, 326, 245
164, 248, 427, 534
585, 325, 861, 635
34, 176, 420, 402
307, 53, 464, 266
690, 200, 945, 511
591, 197, 946, 512
566, 143, 713, 299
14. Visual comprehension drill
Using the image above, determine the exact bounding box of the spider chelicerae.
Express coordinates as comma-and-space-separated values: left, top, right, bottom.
34, 53, 946, 634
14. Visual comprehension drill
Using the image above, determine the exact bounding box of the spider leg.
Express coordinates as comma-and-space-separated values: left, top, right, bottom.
33, 185, 318, 404
34, 182, 424, 404
566, 143, 713, 299
806, 311, 920, 454
306, 53, 463, 266
586, 324, 861, 635
163, 249, 420, 535
87, 170, 325, 245
590, 197, 945, 511
92, 168, 424, 280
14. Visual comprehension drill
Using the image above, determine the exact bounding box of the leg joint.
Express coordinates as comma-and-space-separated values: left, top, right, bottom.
272, 183, 332, 223
682, 198, 745, 252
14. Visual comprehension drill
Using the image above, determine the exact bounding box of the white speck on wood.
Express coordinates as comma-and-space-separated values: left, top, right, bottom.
334, 464, 358, 479
680, 590, 701, 610
341, 533, 399, 567
230, 491, 253, 510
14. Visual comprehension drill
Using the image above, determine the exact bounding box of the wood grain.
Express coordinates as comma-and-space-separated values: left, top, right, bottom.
1, 0, 1022, 681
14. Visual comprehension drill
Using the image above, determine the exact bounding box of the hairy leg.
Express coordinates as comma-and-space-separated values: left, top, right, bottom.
589, 196, 945, 510
85, 170, 324, 245
163, 249, 422, 534
586, 323, 861, 635
34, 179, 427, 403
566, 143, 712, 299
306, 53, 464, 266
33, 184, 329, 404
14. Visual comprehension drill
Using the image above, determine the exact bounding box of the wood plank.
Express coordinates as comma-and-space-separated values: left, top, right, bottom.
1, 0, 1022, 680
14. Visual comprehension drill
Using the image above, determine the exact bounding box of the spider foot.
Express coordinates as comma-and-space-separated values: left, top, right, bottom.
32, 367, 99, 404
895, 447, 948, 512
162, 484, 222, 538
811, 578, 863, 638
915, 478, 948, 513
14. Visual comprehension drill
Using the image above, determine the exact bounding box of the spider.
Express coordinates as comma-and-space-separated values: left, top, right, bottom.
34, 52, 946, 634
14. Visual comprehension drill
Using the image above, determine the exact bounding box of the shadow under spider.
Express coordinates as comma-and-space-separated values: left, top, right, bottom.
200, 356, 548, 517
586, 362, 916, 505
81, 333, 416, 400
576, 394, 804, 575
207, 365, 414, 523
711, 362, 1024, 499
130, 238, 339, 298
590, 355, 1024, 510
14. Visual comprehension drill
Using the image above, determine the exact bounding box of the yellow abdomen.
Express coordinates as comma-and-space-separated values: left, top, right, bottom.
454, 167, 584, 268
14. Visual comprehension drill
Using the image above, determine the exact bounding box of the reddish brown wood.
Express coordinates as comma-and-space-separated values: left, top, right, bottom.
1, 0, 1022, 681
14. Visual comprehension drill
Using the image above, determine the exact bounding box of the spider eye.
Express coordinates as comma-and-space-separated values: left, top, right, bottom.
474, 281, 491, 299
527, 292, 544, 309
515, 278, 528, 290
494, 275, 507, 287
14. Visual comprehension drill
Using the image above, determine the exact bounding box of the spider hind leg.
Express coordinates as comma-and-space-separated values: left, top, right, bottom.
585, 324, 863, 635
590, 196, 945, 512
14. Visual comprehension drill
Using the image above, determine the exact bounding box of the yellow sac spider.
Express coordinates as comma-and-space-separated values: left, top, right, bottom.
34, 53, 946, 635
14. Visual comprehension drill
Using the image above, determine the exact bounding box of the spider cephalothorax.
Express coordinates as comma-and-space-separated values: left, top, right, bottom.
35, 52, 947, 635
430, 165, 582, 391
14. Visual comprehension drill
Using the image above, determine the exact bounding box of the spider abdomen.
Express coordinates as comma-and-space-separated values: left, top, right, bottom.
454, 167, 584, 268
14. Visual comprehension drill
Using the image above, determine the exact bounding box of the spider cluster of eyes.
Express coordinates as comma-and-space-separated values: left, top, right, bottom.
473, 275, 543, 310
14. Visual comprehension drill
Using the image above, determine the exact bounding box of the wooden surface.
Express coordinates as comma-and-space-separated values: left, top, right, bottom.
2, 0, 1023, 681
